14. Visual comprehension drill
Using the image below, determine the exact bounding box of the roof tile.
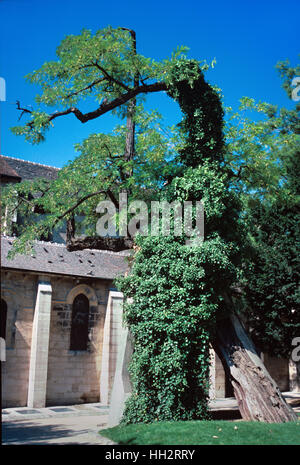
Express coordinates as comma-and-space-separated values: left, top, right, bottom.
1, 236, 130, 280
0, 155, 59, 181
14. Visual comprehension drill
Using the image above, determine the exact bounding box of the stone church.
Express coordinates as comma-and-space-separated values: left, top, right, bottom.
1, 155, 299, 409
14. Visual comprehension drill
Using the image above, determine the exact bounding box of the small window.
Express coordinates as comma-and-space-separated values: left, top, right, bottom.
1, 299, 7, 340
70, 294, 89, 351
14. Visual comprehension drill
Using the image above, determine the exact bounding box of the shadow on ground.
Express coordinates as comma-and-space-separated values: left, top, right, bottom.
211, 410, 242, 420
2, 421, 93, 445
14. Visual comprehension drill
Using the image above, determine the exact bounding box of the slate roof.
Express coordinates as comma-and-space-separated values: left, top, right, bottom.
1, 236, 130, 280
0, 157, 21, 180
0, 155, 59, 181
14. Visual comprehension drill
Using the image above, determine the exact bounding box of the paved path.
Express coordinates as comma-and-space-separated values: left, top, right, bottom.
2, 393, 299, 445
2, 414, 116, 445
2, 403, 116, 445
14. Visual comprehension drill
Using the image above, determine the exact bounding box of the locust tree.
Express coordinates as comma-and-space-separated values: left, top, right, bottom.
6, 26, 185, 252
3, 27, 297, 423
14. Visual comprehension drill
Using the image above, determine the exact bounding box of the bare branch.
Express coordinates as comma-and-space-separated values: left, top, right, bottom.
16, 100, 32, 120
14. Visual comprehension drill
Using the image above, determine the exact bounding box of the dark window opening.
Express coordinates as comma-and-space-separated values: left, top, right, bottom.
70, 294, 89, 351
1, 299, 7, 340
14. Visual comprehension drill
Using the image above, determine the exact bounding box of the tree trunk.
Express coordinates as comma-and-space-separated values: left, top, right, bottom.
214, 312, 297, 423
124, 100, 136, 166
123, 28, 138, 179
67, 235, 134, 252
66, 215, 76, 242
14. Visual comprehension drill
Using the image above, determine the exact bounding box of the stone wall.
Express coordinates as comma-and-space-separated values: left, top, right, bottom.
1, 271, 37, 407
214, 352, 226, 398
46, 277, 112, 405
1, 270, 114, 407
1, 269, 295, 408
263, 353, 290, 392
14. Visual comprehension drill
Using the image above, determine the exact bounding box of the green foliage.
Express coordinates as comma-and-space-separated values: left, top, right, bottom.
241, 195, 300, 357
166, 59, 224, 167
276, 58, 300, 103
117, 236, 213, 423
225, 97, 300, 200
224, 58, 300, 358
117, 189, 242, 423
10, 26, 190, 144
4, 105, 179, 247
169, 162, 243, 249
117, 61, 243, 423
11, 111, 52, 144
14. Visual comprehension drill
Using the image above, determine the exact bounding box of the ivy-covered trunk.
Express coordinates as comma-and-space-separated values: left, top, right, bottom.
116, 60, 298, 425
215, 313, 297, 422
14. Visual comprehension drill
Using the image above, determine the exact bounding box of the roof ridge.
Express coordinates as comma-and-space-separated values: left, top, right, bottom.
0, 155, 60, 170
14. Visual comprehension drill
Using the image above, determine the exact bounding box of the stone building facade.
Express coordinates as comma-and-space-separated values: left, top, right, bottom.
1, 236, 128, 408
0, 155, 128, 407
1, 155, 299, 409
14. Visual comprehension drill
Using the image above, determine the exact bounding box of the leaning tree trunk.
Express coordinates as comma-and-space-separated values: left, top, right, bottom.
214, 312, 297, 423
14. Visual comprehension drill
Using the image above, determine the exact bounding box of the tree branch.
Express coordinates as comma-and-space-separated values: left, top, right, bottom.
56, 82, 167, 122
65, 77, 106, 99
229, 164, 250, 179
54, 189, 106, 224
52, 186, 120, 226
94, 62, 130, 91
106, 190, 119, 209
17, 81, 167, 127
16, 100, 32, 121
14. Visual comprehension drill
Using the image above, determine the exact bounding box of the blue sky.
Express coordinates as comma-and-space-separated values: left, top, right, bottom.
0, 0, 298, 168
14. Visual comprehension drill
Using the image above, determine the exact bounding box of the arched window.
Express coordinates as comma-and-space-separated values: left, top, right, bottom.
1, 299, 7, 341
70, 294, 89, 351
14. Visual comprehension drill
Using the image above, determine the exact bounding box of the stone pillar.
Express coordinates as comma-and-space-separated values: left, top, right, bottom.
108, 326, 133, 427
0, 338, 5, 362
289, 359, 300, 392
27, 278, 52, 408
100, 291, 124, 405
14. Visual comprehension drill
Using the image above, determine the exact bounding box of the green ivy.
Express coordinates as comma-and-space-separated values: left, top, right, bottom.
117, 60, 243, 424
